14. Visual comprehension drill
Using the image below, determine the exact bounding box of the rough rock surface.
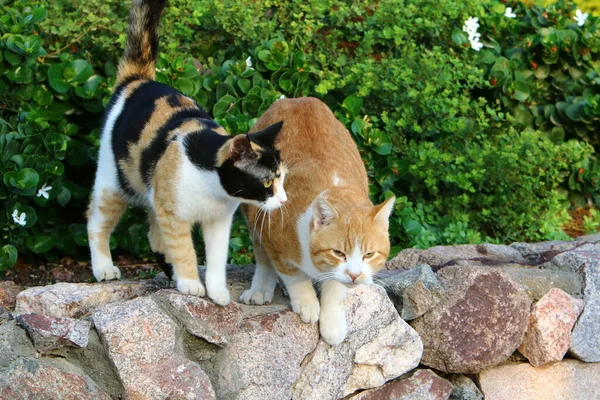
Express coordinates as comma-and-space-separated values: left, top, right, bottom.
0, 306, 11, 326
386, 244, 525, 271
0, 281, 21, 310
478, 360, 600, 400
153, 289, 243, 346
16, 313, 91, 353
379, 264, 442, 320
349, 369, 453, 400
446, 374, 483, 400
0, 357, 111, 399
411, 265, 531, 373
543, 248, 600, 362
293, 285, 423, 399
0, 320, 36, 368
214, 309, 318, 400
493, 265, 582, 301
16, 278, 169, 318
518, 288, 583, 367
92, 297, 215, 400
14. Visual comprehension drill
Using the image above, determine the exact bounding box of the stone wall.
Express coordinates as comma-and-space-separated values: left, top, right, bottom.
0, 234, 599, 399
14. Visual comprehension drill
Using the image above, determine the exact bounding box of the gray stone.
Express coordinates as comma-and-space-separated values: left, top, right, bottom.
214, 309, 318, 400
478, 360, 600, 400
411, 265, 531, 373
446, 374, 483, 400
543, 249, 600, 361
0, 306, 11, 326
386, 244, 525, 271
92, 297, 215, 400
510, 240, 577, 263
0, 357, 111, 399
16, 313, 90, 353
0, 320, 36, 369
293, 285, 423, 399
153, 289, 243, 346
0, 281, 21, 310
16, 278, 169, 318
379, 264, 442, 320
518, 288, 583, 367
349, 369, 453, 400
494, 265, 583, 300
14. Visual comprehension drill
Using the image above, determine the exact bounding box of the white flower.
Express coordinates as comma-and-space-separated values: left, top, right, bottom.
12, 209, 26, 227
462, 17, 480, 34
575, 9, 588, 26
470, 38, 484, 51
245, 56, 253, 69
278, 94, 286, 100
36, 183, 52, 200
505, 7, 517, 18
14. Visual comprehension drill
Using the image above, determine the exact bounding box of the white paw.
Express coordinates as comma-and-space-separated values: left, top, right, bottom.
93, 265, 121, 282
320, 312, 348, 345
177, 278, 206, 297
208, 285, 231, 306
291, 295, 320, 324
240, 288, 274, 305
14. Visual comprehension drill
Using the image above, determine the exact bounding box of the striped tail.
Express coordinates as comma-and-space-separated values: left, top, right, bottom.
116, 0, 168, 85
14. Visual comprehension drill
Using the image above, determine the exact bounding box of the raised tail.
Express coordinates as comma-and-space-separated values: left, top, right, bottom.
116, 0, 168, 85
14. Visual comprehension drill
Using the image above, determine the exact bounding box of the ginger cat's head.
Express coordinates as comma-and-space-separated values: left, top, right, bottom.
309, 195, 396, 284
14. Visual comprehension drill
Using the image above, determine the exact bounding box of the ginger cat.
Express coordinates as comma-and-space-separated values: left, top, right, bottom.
87, 0, 286, 306
241, 97, 395, 345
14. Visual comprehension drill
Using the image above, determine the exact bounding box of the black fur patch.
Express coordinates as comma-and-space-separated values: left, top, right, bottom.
140, 108, 213, 185
154, 251, 173, 280
184, 128, 229, 171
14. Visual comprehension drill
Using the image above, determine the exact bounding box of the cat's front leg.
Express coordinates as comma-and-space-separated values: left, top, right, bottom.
155, 207, 205, 297
240, 241, 278, 305
278, 271, 320, 323
202, 215, 233, 306
319, 280, 349, 345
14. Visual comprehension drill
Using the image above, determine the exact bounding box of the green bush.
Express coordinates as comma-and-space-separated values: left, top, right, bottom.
1, 0, 597, 272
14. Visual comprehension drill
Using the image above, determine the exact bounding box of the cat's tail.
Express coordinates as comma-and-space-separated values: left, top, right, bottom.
116, 0, 168, 85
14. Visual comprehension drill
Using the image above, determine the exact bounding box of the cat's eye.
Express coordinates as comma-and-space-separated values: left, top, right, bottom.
332, 249, 345, 258
363, 252, 375, 259
263, 180, 273, 188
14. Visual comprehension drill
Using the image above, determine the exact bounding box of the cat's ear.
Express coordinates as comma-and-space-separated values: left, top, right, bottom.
226, 134, 256, 167
247, 121, 283, 149
312, 196, 338, 230
372, 196, 396, 229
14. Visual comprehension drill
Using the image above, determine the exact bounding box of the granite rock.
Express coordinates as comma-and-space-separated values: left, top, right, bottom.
16, 313, 91, 353
349, 369, 453, 400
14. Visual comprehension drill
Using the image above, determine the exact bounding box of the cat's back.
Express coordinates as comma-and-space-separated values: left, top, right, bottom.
254, 97, 368, 194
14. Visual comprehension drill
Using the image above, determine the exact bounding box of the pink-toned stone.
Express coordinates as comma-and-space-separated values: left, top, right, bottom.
0, 357, 111, 400
153, 289, 243, 346
411, 265, 531, 373
215, 309, 319, 400
478, 360, 600, 400
349, 369, 453, 400
518, 288, 583, 367
0, 281, 21, 310
92, 297, 215, 400
16, 313, 90, 353
15, 279, 168, 318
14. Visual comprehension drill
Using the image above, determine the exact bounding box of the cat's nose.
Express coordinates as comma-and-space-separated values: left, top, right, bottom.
345, 271, 361, 282
277, 192, 288, 203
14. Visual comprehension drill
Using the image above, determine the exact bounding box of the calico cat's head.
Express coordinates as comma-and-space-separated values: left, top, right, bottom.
309, 195, 396, 284
217, 121, 287, 210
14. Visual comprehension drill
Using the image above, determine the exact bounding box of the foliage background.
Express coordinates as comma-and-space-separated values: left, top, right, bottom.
1, 0, 599, 271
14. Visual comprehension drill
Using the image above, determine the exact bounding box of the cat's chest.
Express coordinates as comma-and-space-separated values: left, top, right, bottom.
171, 156, 239, 222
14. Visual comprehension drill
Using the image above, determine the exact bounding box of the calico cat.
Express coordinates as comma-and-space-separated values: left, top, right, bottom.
241, 97, 395, 345
87, 0, 287, 306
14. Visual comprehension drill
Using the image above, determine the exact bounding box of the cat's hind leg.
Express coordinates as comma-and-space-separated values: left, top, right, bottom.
240, 240, 278, 305
154, 205, 205, 297
148, 210, 174, 280
87, 190, 126, 281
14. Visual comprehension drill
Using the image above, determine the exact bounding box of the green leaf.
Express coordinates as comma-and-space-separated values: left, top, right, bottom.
48, 64, 70, 93
56, 187, 72, 206
403, 219, 422, 237
342, 94, 363, 116
0, 245, 18, 271
175, 78, 195, 96
513, 81, 530, 101
370, 130, 392, 155
237, 79, 251, 94
26, 236, 53, 253
451, 29, 469, 47
16, 168, 40, 189
63, 60, 93, 83
213, 94, 236, 118
566, 102, 585, 121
